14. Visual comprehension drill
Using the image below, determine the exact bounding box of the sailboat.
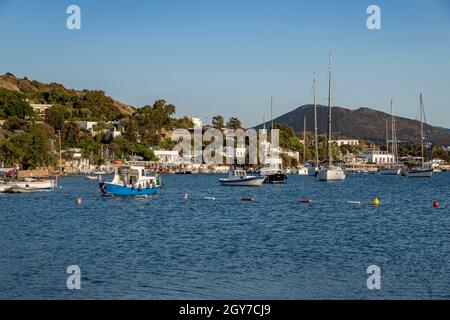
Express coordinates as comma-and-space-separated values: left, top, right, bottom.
297, 116, 309, 175
258, 97, 288, 183
379, 99, 401, 175
308, 73, 320, 176
404, 94, 433, 178
317, 53, 346, 181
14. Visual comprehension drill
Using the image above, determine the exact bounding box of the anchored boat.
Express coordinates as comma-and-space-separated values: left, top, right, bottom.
219, 169, 266, 186
99, 162, 162, 196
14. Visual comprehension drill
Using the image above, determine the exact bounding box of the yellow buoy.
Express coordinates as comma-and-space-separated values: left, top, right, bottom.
373, 197, 379, 206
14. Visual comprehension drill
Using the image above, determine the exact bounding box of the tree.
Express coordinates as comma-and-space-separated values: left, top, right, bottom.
212, 115, 224, 129
45, 104, 72, 131
226, 117, 242, 130
0, 88, 34, 119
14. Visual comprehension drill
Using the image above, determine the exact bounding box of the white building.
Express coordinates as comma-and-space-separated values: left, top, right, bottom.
360, 149, 395, 164
77, 121, 98, 131
190, 117, 202, 129
332, 139, 360, 147
154, 150, 181, 164
30, 103, 52, 115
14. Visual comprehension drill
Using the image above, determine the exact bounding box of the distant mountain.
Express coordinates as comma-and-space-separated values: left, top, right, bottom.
256, 105, 450, 145
0, 72, 135, 116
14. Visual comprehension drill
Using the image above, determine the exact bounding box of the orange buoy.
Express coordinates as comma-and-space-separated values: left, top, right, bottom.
242, 198, 255, 202
433, 201, 439, 208
76, 198, 82, 205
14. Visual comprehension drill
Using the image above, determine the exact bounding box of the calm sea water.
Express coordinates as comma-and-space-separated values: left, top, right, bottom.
1, 173, 450, 299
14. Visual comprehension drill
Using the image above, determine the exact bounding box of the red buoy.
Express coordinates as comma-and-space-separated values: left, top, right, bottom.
242, 198, 255, 202
434, 201, 439, 208
76, 198, 82, 205
299, 199, 313, 204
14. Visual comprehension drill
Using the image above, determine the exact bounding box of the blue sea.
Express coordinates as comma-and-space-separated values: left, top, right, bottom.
1, 173, 450, 299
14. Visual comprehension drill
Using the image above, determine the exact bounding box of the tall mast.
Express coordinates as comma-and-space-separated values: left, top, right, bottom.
390, 99, 396, 163
385, 118, 389, 154
270, 96, 274, 131
420, 94, 424, 168
327, 52, 333, 164
313, 73, 319, 167
303, 116, 307, 164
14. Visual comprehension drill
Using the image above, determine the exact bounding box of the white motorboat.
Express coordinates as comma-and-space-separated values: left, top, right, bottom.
219, 169, 266, 186
317, 165, 346, 181
0, 183, 11, 193
297, 166, 309, 175
12, 179, 56, 190
317, 53, 346, 182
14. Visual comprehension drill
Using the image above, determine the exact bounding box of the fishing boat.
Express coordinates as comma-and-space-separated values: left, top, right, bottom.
99, 162, 162, 196
317, 53, 346, 182
220, 169, 266, 186
379, 99, 402, 176
404, 94, 433, 178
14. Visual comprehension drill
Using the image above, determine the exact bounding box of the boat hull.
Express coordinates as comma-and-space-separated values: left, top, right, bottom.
317, 167, 346, 181
261, 173, 287, 184
100, 182, 159, 196
219, 177, 266, 186
404, 169, 433, 178
307, 167, 319, 176
379, 168, 401, 176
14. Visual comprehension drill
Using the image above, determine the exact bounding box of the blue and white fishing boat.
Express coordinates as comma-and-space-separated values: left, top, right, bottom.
99, 162, 162, 196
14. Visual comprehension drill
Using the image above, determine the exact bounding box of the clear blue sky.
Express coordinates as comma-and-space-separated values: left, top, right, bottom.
1, 0, 449, 128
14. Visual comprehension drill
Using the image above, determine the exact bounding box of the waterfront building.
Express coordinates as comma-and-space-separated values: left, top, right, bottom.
359, 148, 395, 164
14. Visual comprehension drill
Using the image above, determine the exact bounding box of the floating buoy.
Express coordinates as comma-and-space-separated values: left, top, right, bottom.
434, 201, 439, 208
242, 198, 255, 202
184, 193, 189, 200
347, 201, 361, 205
204, 197, 216, 201
299, 199, 314, 204
76, 198, 82, 205
373, 198, 380, 206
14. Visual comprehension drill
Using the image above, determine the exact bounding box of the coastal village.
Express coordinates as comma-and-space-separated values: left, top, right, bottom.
1, 73, 450, 180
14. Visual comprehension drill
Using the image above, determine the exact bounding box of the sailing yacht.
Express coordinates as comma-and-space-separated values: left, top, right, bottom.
317, 53, 346, 181
404, 94, 433, 178
308, 73, 320, 176
379, 99, 402, 175
258, 98, 288, 183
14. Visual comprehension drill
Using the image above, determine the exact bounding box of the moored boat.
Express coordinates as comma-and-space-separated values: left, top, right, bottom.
378, 168, 401, 176
317, 53, 346, 182
99, 162, 162, 196
219, 169, 266, 186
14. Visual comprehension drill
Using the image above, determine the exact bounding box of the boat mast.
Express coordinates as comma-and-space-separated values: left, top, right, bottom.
390, 99, 397, 164
327, 52, 333, 164
303, 116, 307, 164
385, 118, 389, 154
420, 94, 424, 168
313, 73, 319, 168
